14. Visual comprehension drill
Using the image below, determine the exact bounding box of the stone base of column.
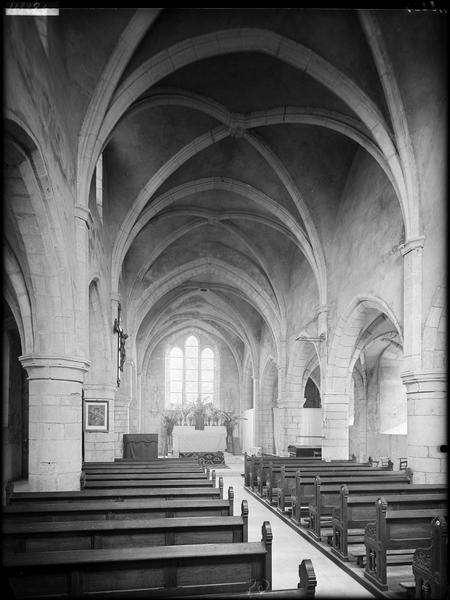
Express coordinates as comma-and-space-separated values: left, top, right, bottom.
402, 370, 446, 484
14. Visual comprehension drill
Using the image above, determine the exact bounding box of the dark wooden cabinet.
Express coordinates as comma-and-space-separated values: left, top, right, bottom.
123, 434, 158, 459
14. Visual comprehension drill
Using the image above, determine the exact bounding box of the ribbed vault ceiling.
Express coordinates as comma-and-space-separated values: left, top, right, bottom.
93, 8, 399, 372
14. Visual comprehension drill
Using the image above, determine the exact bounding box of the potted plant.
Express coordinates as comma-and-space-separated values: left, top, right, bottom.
219, 410, 247, 454
161, 410, 179, 456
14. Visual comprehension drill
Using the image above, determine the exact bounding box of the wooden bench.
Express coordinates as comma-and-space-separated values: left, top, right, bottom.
83, 477, 219, 490
3, 521, 317, 599
84, 470, 211, 481
307, 476, 425, 541
260, 461, 377, 500
6, 480, 225, 505
245, 456, 332, 491
3, 487, 235, 523
364, 498, 448, 591
112, 457, 200, 463
82, 462, 206, 473
244, 454, 355, 491
411, 514, 447, 600
277, 466, 412, 514
2, 499, 249, 553
330, 485, 447, 561
82, 469, 214, 489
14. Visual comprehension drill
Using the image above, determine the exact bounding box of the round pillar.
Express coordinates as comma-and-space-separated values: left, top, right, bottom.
19, 354, 89, 491
401, 370, 446, 484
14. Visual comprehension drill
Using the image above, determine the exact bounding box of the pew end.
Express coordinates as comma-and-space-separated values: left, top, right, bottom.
190, 559, 317, 598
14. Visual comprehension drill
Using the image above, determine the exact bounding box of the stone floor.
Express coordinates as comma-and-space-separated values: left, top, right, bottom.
216, 453, 377, 599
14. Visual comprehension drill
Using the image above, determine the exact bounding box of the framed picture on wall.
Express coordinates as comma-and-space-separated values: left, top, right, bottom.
84, 400, 109, 432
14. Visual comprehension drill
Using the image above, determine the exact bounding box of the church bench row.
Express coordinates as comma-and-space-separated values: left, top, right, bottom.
87, 457, 201, 465
364, 498, 448, 591
244, 455, 325, 487
308, 480, 446, 541
255, 462, 381, 498
244, 455, 360, 490
282, 470, 413, 519
6, 482, 225, 505
83, 478, 220, 490
265, 465, 408, 505
3, 487, 235, 523
3, 500, 249, 553
411, 515, 447, 600
3, 521, 317, 599
84, 470, 210, 481
81, 469, 215, 489
113, 457, 201, 463
244, 454, 357, 488
330, 485, 448, 561
82, 462, 206, 474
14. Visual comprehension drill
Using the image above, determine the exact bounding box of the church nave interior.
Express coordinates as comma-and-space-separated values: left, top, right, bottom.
2, 6, 447, 600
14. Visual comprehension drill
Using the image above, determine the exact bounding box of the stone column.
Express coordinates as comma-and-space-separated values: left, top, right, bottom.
253, 375, 263, 451
74, 205, 91, 358
321, 392, 349, 461
278, 400, 301, 455
19, 354, 89, 491
83, 383, 116, 462
399, 236, 425, 372
401, 370, 446, 484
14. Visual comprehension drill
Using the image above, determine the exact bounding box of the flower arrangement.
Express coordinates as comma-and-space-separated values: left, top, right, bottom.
219, 409, 247, 452
161, 400, 247, 453
161, 410, 179, 455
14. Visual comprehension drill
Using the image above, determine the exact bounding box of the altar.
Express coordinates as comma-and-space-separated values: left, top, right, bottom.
172, 425, 227, 455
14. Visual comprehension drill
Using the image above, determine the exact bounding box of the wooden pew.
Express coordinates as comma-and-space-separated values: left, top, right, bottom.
364, 498, 448, 591
113, 457, 200, 463
3, 486, 234, 523
3, 499, 249, 553
6, 480, 225, 505
268, 463, 405, 506
251, 457, 359, 495
244, 454, 322, 488
275, 466, 412, 511
411, 514, 447, 600
83, 477, 219, 490
289, 470, 413, 522
82, 462, 206, 473
258, 461, 377, 499
84, 470, 210, 481
308, 477, 444, 539
330, 485, 447, 561
246, 455, 348, 491
3, 521, 317, 599
82, 469, 215, 490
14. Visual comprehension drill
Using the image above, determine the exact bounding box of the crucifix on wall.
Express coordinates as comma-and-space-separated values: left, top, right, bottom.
113, 303, 128, 387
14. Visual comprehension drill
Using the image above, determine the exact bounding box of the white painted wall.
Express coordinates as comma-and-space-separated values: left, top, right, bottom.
241, 408, 255, 453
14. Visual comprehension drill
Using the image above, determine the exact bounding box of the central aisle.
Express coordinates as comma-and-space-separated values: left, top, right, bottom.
215, 455, 376, 598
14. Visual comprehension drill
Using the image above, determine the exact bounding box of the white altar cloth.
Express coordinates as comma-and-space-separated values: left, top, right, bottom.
172, 425, 227, 454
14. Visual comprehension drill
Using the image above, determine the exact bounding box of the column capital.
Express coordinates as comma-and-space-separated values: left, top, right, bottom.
401, 369, 446, 392
398, 235, 425, 256
19, 353, 90, 382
